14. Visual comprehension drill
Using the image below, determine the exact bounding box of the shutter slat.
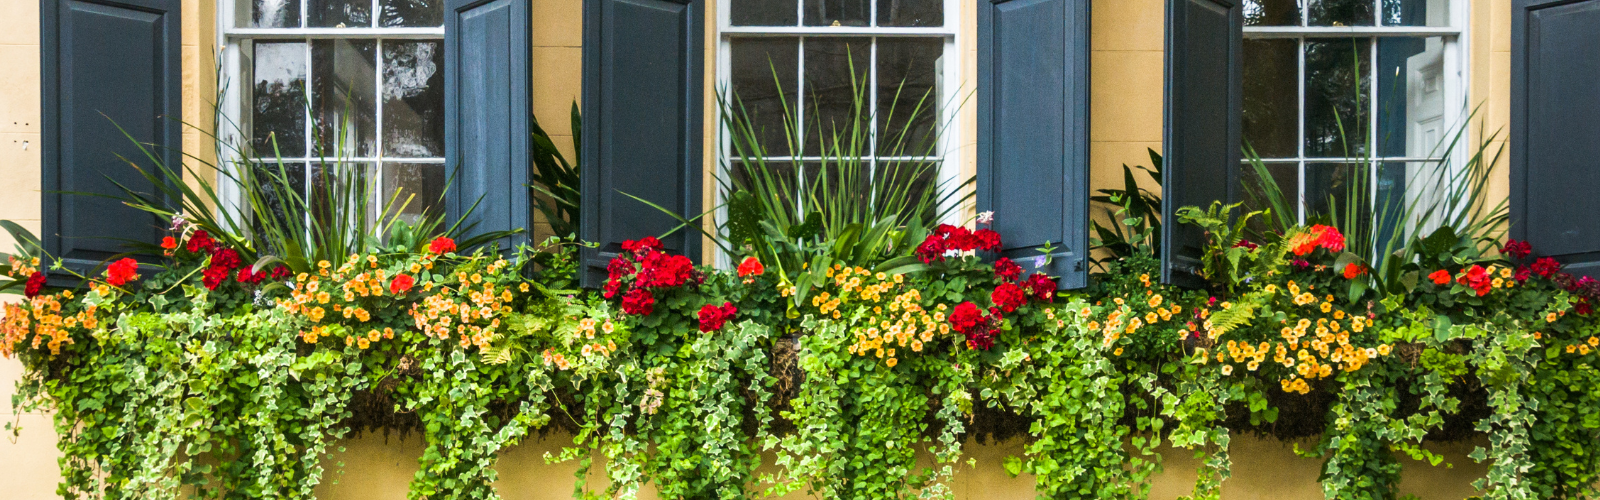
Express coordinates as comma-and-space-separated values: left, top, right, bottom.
1162, 0, 1242, 287
445, 0, 532, 251
1512, 0, 1600, 278
580, 0, 704, 288
41, 0, 181, 279
977, 0, 1091, 289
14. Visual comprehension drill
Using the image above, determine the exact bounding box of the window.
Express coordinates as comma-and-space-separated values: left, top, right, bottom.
716, 0, 961, 216
219, 0, 447, 226
1240, 0, 1464, 225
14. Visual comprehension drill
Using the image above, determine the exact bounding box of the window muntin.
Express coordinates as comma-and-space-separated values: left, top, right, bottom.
222, 0, 447, 226
1241, 0, 1463, 226
718, 0, 960, 223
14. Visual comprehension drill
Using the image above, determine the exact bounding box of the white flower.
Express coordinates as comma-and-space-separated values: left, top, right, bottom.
976, 211, 995, 225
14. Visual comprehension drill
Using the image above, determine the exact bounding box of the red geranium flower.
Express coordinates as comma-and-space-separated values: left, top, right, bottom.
202, 266, 231, 290
697, 302, 738, 332
622, 236, 663, 254
914, 234, 946, 264
1514, 265, 1531, 282
1232, 239, 1259, 250
211, 248, 242, 271
23, 271, 46, 298
1342, 263, 1368, 279
1023, 273, 1057, 303
1502, 239, 1532, 260
1428, 269, 1452, 285
427, 237, 457, 255
621, 287, 656, 316
991, 283, 1027, 313
1457, 265, 1492, 296
186, 229, 216, 253
972, 229, 1002, 252
949, 302, 984, 332
1531, 257, 1561, 278
160, 236, 178, 253
993, 258, 1022, 282
236, 267, 262, 285
391, 274, 416, 294
106, 258, 140, 286
737, 257, 764, 278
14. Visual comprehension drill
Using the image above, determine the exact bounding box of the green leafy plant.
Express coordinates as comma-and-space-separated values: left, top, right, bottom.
529, 102, 582, 238
1091, 148, 1164, 267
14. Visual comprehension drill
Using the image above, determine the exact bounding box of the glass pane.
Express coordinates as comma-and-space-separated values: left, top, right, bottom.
1244, 0, 1301, 26
1308, 0, 1375, 26
380, 0, 443, 27
877, 0, 943, 27
1304, 39, 1370, 158
729, 39, 800, 158
312, 40, 378, 158
308, 0, 371, 27
382, 41, 445, 158
1376, 36, 1447, 158
1240, 161, 1300, 228
1304, 162, 1369, 222
1243, 39, 1299, 158
1374, 161, 1414, 246
728, 160, 800, 211
876, 38, 942, 157
732, 0, 798, 26
1383, 0, 1450, 26
252, 42, 308, 157
803, 161, 870, 206
875, 159, 938, 219
244, 0, 301, 28
382, 163, 445, 225
250, 160, 307, 251
803, 37, 870, 156
311, 162, 375, 229
805, 0, 869, 27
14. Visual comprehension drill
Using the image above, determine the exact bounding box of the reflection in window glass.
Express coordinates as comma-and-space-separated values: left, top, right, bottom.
1308, 0, 1375, 26
246, 0, 301, 28
383, 163, 446, 224
803, 38, 870, 156
729, 39, 799, 158
382, 41, 445, 157
1376, 36, 1447, 158
732, 0, 799, 26
1243, 39, 1298, 158
312, 39, 377, 158
381, 0, 443, 27
876, 38, 942, 157
877, 0, 942, 27
309, 0, 371, 28
1243, 0, 1300, 26
1304, 39, 1370, 158
1383, 0, 1450, 27
805, 0, 870, 27
252, 42, 308, 155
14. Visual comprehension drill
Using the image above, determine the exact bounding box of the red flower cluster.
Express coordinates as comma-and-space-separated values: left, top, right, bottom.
236, 264, 291, 285
1291, 225, 1345, 256
1429, 269, 1452, 285
106, 258, 140, 287
605, 237, 703, 316
160, 236, 179, 254
1342, 262, 1368, 280
737, 257, 764, 278
914, 224, 1002, 264
186, 229, 216, 253
390, 274, 416, 294
949, 302, 1003, 350
1531, 257, 1561, 279
427, 237, 457, 255
1023, 273, 1057, 303
993, 258, 1022, 282
697, 302, 738, 332
1502, 239, 1532, 260
23, 271, 46, 298
1457, 265, 1492, 297
202, 247, 243, 290
990, 283, 1027, 313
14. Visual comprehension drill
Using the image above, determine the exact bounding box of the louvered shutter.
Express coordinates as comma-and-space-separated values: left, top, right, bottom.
41, 0, 181, 279
976, 0, 1092, 289
1512, 0, 1600, 278
445, 0, 532, 251
1161, 0, 1242, 287
580, 0, 704, 287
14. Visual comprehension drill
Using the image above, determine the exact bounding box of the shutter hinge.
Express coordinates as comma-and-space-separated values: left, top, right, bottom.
1073, 259, 1084, 272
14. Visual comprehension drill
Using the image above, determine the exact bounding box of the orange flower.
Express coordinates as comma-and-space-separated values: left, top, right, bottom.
737, 256, 765, 278
1428, 269, 1452, 286
1342, 263, 1367, 280
390, 274, 416, 294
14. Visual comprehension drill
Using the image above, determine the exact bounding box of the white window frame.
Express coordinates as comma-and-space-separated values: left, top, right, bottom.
712, 0, 966, 265
215, 1, 447, 226
1241, 0, 1469, 225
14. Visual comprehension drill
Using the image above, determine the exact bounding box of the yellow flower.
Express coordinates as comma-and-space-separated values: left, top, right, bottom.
357, 337, 370, 349
1112, 347, 1124, 356
1087, 321, 1101, 331
1377, 344, 1392, 356
1492, 278, 1504, 288
1581, 345, 1593, 355
1589, 336, 1599, 347
886, 357, 898, 367
1320, 302, 1333, 313
1221, 365, 1234, 376
1333, 310, 1345, 320
1500, 267, 1514, 279
1148, 295, 1164, 308
519, 283, 530, 292
1567, 344, 1578, 354
1546, 312, 1559, 323
1113, 297, 1125, 306
318, 260, 331, 269
1247, 361, 1260, 371
1144, 312, 1158, 324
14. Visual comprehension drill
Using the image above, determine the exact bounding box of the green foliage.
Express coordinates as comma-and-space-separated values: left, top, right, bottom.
1090, 148, 1164, 267
529, 102, 582, 238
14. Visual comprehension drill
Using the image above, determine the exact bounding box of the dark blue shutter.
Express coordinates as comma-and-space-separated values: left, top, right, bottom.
41, 0, 181, 279
1161, 0, 1242, 287
976, 0, 1091, 289
1512, 0, 1600, 279
445, 0, 532, 251
580, 0, 704, 287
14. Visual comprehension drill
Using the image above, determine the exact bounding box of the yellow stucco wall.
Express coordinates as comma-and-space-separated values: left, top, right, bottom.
1, 1, 1515, 498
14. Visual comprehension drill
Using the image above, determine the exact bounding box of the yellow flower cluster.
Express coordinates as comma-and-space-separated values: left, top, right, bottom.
807, 265, 943, 368
1, 292, 95, 357
409, 272, 513, 350
1564, 336, 1600, 356
1092, 293, 1179, 348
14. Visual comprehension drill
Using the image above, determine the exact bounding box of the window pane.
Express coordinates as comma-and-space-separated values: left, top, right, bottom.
382, 163, 445, 225
732, 0, 798, 26
312, 39, 378, 158
308, 0, 371, 27
1383, 0, 1450, 27
380, 0, 443, 27
803, 37, 869, 156
876, 38, 942, 157
311, 161, 375, 228
252, 42, 308, 156
805, 0, 870, 27
875, 159, 938, 220
250, 160, 307, 250
1376, 36, 1447, 158
382, 41, 445, 158
1308, 0, 1375, 26
1243, 39, 1299, 158
728, 160, 800, 213
1304, 162, 1368, 222
1304, 39, 1370, 158
244, 0, 301, 28
1244, 0, 1301, 26
1240, 161, 1300, 226
877, 0, 943, 27
1374, 161, 1415, 245
729, 38, 799, 158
